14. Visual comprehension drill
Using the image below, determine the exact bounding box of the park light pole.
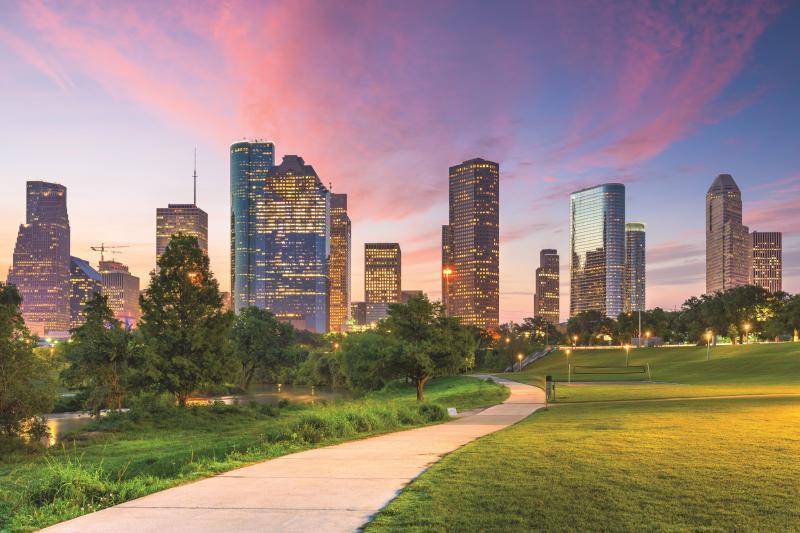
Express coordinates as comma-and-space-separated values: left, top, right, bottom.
743, 323, 751, 344
442, 268, 452, 315
705, 331, 713, 361
572, 335, 578, 349
624, 344, 631, 366
517, 353, 524, 372
645, 331, 651, 347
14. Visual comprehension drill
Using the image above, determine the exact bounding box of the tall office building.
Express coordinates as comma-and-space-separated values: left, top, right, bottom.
569, 183, 625, 318
7, 181, 71, 337
441, 158, 499, 329
534, 249, 559, 325
750, 231, 782, 292
258, 155, 330, 332
230, 140, 276, 312
401, 290, 424, 304
365, 243, 401, 323
156, 204, 208, 261
99, 260, 140, 328
706, 174, 749, 294
69, 256, 102, 330
625, 222, 646, 312
328, 193, 351, 332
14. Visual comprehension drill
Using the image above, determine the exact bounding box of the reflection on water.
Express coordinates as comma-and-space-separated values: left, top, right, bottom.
45, 412, 94, 446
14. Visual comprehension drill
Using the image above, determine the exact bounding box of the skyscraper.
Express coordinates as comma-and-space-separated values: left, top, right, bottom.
328, 193, 351, 333
69, 256, 102, 330
156, 204, 208, 261
441, 158, 499, 329
258, 155, 330, 332
625, 222, 646, 313
99, 260, 140, 328
706, 174, 749, 294
534, 249, 559, 325
365, 243, 401, 323
230, 140, 275, 312
7, 181, 71, 337
569, 183, 625, 318
750, 231, 782, 292
401, 290, 424, 304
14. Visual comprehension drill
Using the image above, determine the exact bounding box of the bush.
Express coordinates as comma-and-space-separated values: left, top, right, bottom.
418, 403, 447, 421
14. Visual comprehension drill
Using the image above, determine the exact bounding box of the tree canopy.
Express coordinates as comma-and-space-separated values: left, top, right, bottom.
232, 306, 295, 390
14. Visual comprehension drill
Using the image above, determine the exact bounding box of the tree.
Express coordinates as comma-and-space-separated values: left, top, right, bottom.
62, 293, 133, 414
138, 235, 235, 406
567, 311, 615, 345
232, 307, 295, 390
0, 283, 54, 437
338, 331, 392, 391
378, 295, 475, 401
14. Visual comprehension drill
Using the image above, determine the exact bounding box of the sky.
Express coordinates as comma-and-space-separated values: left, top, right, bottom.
1, 0, 798, 323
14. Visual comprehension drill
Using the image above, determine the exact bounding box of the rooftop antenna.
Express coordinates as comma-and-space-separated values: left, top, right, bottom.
193, 147, 197, 206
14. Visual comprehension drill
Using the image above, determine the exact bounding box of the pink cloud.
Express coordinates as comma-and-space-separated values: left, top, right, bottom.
0, 27, 71, 89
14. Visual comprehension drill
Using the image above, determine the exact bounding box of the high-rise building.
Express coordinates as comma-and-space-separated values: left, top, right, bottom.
706, 174, 749, 294
328, 193, 351, 332
230, 140, 276, 312
350, 302, 367, 325
441, 158, 499, 329
156, 204, 208, 261
7, 181, 71, 338
258, 155, 330, 332
99, 260, 140, 328
569, 183, 625, 318
69, 256, 102, 330
625, 223, 646, 313
365, 243, 401, 323
534, 249, 559, 324
401, 290, 424, 304
750, 231, 782, 292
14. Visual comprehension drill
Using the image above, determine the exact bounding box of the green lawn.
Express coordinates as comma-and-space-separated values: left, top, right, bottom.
368, 343, 800, 531
0, 376, 507, 532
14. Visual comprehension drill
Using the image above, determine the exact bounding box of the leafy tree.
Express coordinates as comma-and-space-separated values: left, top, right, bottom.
138, 235, 235, 406
232, 307, 295, 390
338, 331, 392, 391
378, 295, 475, 401
62, 293, 133, 414
0, 283, 54, 437
567, 311, 615, 345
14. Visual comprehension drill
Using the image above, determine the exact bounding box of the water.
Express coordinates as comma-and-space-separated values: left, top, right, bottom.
44, 412, 95, 447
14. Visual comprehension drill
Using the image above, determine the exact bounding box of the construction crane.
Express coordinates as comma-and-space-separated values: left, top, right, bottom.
90, 243, 129, 263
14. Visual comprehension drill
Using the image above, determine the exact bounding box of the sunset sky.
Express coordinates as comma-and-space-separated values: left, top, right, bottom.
1, 0, 798, 323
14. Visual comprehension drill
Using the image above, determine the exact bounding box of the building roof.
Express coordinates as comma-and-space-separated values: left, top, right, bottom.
70, 256, 102, 282
707, 173, 740, 193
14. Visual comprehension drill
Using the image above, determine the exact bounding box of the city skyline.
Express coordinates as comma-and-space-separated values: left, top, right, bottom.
2, 2, 799, 323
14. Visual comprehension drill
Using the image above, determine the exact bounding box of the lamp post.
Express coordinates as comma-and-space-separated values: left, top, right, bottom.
572, 335, 578, 349
645, 331, 651, 347
705, 331, 713, 361
565, 348, 572, 383
442, 268, 452, 315
517, 353, 524, 372
637, 309, 642, 348
743, 323, 751, 345
624, 344, 631, 366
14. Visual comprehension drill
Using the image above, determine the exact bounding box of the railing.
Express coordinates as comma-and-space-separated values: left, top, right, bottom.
504, 346, 556, 373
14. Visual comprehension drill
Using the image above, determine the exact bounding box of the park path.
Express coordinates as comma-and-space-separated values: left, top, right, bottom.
44, 376, 544, 533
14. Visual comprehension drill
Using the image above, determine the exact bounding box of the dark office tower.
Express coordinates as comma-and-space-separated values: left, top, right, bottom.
328, 193, 351, 333
569, 183, 625, 318
750, 231, 782, 292
230, 140, 275, 312
706, 174, 749, 294
156, 204, 208, 261
69, 256, 102, 330
259, 155, 330, 333
365, 243, 401, 323
7, 181, 71, 338
534, 249, 559, 325
625, 223, 646, 313
443, 158, 500, 329
99, 260, 140, 328
401, 290, 424, 304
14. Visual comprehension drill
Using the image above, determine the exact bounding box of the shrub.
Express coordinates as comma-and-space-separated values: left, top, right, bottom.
418, 403, 447, 422
25, 458, 117, 511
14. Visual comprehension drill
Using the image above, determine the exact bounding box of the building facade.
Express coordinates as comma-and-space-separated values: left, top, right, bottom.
328, 193, 351, 332
750, 231, 782, 292
706, 174, 749, 294
69, 256, 103, 330
230, 140, 276, 312
156, 204, 208, 262
7, 181, 71, 338
534, 249, 559, 324
441, 158, 499, 329
99, 260, 140, 328
365, 243, 401, 323
569, 183, 626, 318
401, 290, 424, 304
624, 222, 646, 313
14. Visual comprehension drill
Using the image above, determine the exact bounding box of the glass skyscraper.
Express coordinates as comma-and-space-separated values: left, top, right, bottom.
99, 260, 140, 328
534, 249, 559, 325
624, 222, 646, 313
69, 256, 103, 330
441, 158, 499, 329
750, 231, 782, 292
156, 204, 208, 262
569, 183, 625, 318
328, 193, 351, 332
365, 243, 401, 324
8, 181, 71, 337
706, 174, 749, 294
230, 140, 275, 311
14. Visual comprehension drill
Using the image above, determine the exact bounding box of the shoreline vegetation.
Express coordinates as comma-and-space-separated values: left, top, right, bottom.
0, 375, 508, 532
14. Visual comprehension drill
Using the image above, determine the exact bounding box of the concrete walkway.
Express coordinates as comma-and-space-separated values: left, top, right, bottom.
44, 376, 544, 533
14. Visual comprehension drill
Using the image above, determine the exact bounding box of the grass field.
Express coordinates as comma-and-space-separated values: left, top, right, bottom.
368, 343, 800, 531
0, 376, 507, 532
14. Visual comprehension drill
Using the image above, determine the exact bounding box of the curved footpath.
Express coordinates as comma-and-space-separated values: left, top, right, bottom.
44, 376, 544, 533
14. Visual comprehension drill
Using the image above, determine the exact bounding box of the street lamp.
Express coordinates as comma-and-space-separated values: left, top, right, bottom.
645, 331, 651, 347
705, 331, 713, 361
442, 267, 453, 314
333, 342, 340, 350
517, 352, 524, 372
743, 323, 751, 344
505, 337, 511, 345
624, 344, 631, 366
572, 335, 578, 348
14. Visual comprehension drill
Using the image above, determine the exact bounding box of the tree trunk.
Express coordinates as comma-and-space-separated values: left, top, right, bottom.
177, 393, 188, 407
239, 363, 255, 391
415, 376, 429, 402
